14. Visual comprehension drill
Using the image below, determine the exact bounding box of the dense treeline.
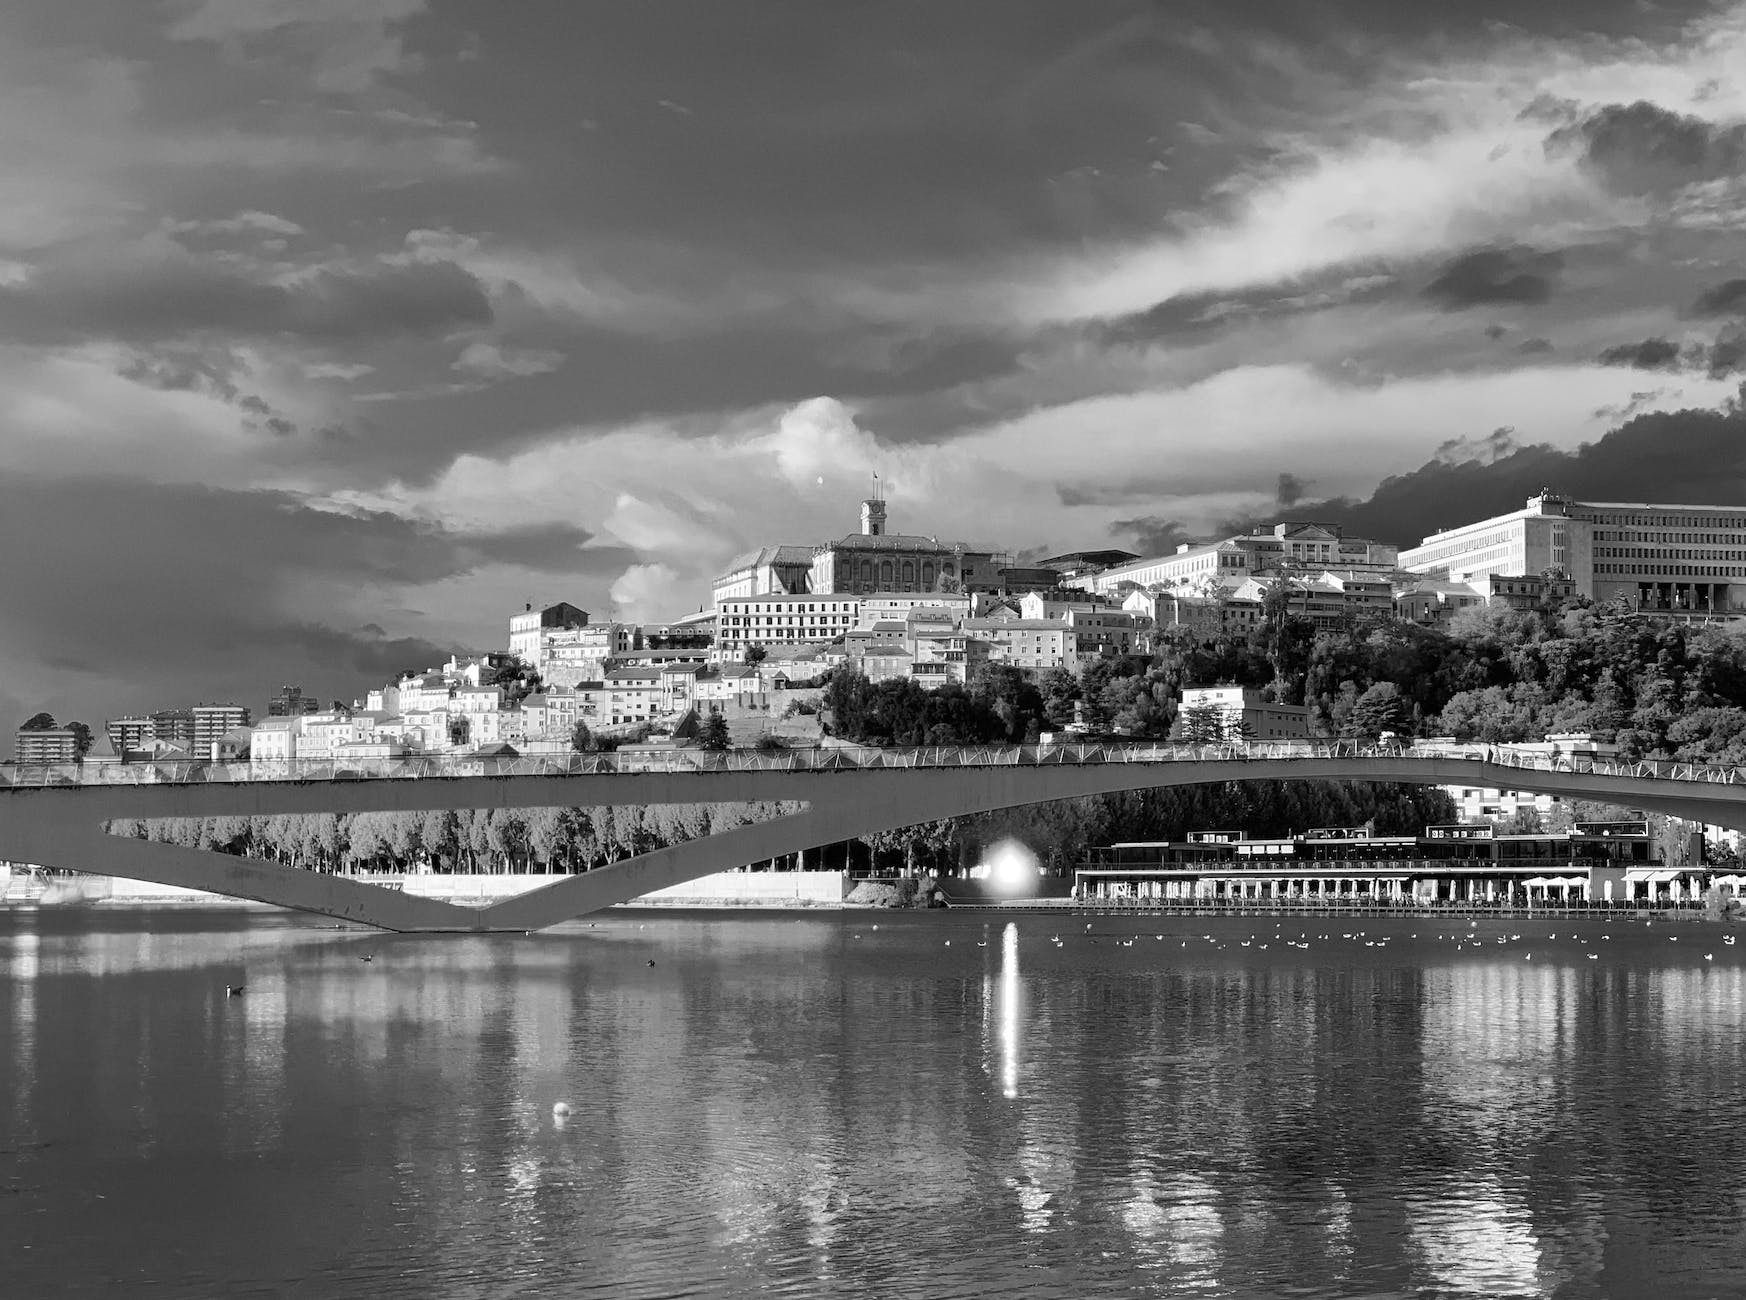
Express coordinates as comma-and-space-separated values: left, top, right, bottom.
827, 590, 1746, 763
107, 803, 807, 875
868, 780, 1458, 875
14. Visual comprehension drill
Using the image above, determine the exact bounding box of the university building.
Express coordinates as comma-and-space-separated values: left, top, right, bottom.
1400, 491, 1746, 617
1083, 522, 1399, 597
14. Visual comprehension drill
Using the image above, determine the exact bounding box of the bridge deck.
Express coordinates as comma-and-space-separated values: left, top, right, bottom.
4, 743, 1745, 932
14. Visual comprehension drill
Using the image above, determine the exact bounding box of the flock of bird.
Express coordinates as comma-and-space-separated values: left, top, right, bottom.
903, 919, 1742, 962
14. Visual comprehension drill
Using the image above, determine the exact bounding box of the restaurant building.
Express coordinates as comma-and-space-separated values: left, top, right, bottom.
1075, 819, 1706, 906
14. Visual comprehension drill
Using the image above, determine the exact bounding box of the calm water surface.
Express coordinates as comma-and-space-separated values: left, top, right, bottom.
5, 908, 1746, 1298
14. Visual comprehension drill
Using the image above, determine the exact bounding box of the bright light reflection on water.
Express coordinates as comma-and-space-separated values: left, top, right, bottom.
6, 908, 1746, 1298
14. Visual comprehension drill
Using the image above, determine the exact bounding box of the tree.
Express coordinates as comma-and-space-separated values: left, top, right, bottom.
1175, 702, 1226, 744
66, 720, 94, 758
1342, 682, 1406, 739
570, 720, 597, 753
19, 712, 55, 731
697, 714, 731, 751
744, 643, 769, 666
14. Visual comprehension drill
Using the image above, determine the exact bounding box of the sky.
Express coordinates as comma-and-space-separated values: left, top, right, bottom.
5, 0, 1746, 729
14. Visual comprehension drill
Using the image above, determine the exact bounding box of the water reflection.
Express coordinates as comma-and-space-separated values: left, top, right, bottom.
5, 912, 1746, 1297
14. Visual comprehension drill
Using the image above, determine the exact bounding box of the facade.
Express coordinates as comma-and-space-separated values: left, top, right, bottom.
192, 704, 251, 757
960, 618, 1073, 671
711, 546, 817, 604
1178, 685, 1311, 741
1395, 580, 1486, 627
13, 727, 80, 764
1574, 500, 1746, 614
1399, 493, 1588, 590
714, 594, 861, 659
858, 591, 973, 626
1074, 818, 1693, 906
105, 716, 156, 757
507, 602, 590, 662
1403, 491, 1746, 616
809, 494, 1007, 597
249, 716, 301, 761
1487, 571, 1580, 610
538, 622, 642, 683
1086, 523, 1399, 596
150, 708, 195, 748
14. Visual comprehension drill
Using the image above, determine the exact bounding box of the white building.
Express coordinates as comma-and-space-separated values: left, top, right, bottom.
508, 602, 590, 662
250, 716, 301, 761
714, 594, 861, 660
1179, 685, 1311, 741
1399, 492, 1590, 592
1086, 522, 1399, 597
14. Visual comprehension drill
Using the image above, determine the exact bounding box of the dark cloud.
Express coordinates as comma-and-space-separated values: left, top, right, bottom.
117, 352, 241, 402
1484, 323, 1509, 341
1423, 245, 1563, 309
1108, 514, 1192, 555
1692, 279, 1746, 317
1546, 100, 1746, 196
0, 476, 635, 722
1517, 337, 1554, 355
1218, 393, 1746, 549
0, 252, 493, 345
1708, 325, 1746, 378
1597, 337, 1680, 370
263, 416, 298, 437
1275, 472, 1308, 507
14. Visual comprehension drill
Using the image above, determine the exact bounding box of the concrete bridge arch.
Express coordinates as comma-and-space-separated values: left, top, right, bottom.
4, 747, 1744, 931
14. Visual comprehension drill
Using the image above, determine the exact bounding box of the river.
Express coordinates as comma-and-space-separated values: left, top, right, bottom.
4, 908, 1746, 1298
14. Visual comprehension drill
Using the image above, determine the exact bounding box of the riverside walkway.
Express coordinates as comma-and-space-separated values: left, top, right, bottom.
4, 741, 1745, 931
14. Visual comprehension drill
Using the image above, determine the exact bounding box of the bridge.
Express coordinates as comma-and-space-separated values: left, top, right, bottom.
4, 741, 1746, 932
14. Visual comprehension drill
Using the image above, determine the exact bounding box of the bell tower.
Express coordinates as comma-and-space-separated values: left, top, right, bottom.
860, 472, 886, 536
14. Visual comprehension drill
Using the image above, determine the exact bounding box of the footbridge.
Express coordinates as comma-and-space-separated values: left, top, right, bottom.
4, 742, 1746, 932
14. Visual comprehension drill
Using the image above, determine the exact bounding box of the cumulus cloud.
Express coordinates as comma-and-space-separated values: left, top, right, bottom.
1423, 245, 1563, 309
610, 563, 683, 623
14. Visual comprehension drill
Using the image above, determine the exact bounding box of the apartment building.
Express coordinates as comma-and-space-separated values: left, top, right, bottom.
13, 727, 80, 764
714, 593, 861, 659
192, 704, 251, 757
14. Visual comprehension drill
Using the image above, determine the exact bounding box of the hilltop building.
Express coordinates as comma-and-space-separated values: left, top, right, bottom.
1082, 522, 1399, 597
508, 602, 590, 662
1400, 491, 1746, 617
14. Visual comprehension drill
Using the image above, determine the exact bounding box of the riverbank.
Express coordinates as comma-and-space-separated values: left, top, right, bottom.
0, 868, 919, 911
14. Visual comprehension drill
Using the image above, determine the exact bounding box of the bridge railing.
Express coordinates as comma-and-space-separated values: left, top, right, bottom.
1, 740, 1744, 789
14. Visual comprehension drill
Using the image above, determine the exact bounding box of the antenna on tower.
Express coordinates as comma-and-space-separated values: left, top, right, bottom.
872, 470, 881, 503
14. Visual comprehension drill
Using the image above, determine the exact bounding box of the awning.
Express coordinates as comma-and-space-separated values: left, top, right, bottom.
1634, 869, 1680, 884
